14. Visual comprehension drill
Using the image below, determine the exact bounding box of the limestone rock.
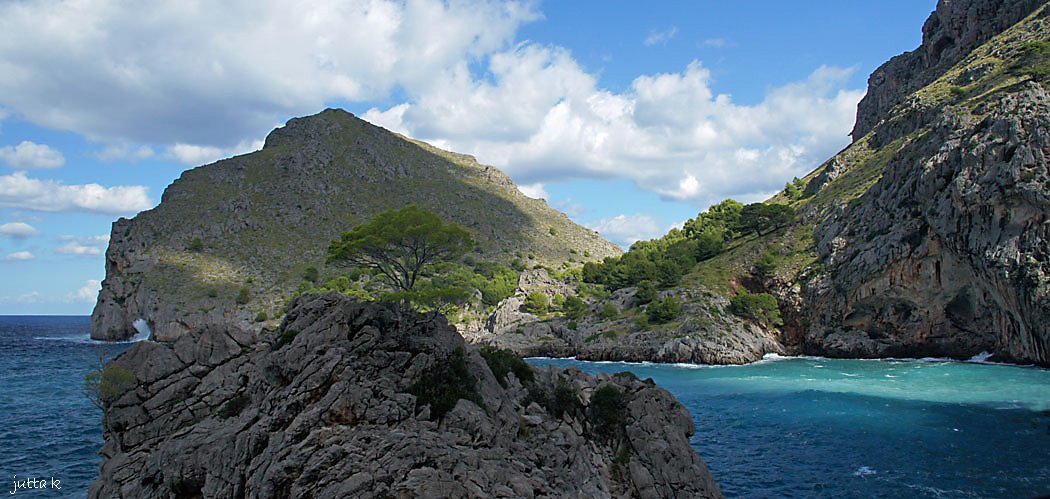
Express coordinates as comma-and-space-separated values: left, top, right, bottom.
90, 293, 722, 498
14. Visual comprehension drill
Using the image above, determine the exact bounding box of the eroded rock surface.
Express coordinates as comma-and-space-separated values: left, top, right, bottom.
90, 293, 722, 498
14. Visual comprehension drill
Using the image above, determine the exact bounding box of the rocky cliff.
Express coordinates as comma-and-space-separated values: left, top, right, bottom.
89, 293, 722, 498
92, 109, 620, 342
852, 0, 1046, 139
803, 0, 1050, 364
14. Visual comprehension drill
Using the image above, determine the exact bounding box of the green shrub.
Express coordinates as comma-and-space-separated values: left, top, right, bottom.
529, 377, 581, 419
479, 346, 534, 387
236, 287, 251, 305
303, 266, 319, 283
408, 348, 482, 420
255, 311, 268, 322
755, 251, 777, 277
206, 288, 218, 298
84, 363, 137, 408
646, 296, 681, 324
524, 291, 549, 314
561, 295, 587, 321
599, 303, 618, 320
218, 394, 250, 419
187, 237, 204, 252
634, 280, 657, 305
589, 385, 629, 441
729, 292, 783, 327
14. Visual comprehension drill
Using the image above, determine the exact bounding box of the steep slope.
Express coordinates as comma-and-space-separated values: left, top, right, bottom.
90, 293, 722, 498
803, 0, 1050, 364
92, 109, 620, 341
692, 0, 1050, 365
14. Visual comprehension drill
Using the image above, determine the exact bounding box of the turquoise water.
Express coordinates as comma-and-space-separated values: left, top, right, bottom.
0, 317, 131, 498
3, 316, 1048, 497
530, 356, 1050, 498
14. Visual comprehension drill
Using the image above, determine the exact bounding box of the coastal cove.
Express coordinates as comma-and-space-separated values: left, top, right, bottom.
3, 316, 1049, 497
530, 355, 1050, 498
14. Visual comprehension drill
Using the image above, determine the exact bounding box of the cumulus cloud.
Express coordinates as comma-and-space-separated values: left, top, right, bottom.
5, 251, 34, 261
0, 0, 538, 148
56, 235, 109, 256
96, 144, 156, 162
517, 183, 548, 200
587, 214, 663, 247
644, 27, 678, 47
69, 279, 101, 302
367, 49, 863, 209
0, 171, 152, 215
166, 139, 265, 166
0, 221, 39, 238
0, 141, 65, 169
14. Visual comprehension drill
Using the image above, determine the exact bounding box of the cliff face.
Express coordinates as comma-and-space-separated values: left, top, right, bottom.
851, 0, 1046, 139
92, 109, 620, 342
89, 294, 722, 498
802, 0, 1050, 364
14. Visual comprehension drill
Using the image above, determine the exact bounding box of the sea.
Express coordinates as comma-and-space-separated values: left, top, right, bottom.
2, 316, 1049, 498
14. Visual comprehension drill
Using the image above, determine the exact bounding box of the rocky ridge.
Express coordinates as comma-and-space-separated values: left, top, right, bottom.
89, 293, 721, 498
92, 109, 620, 342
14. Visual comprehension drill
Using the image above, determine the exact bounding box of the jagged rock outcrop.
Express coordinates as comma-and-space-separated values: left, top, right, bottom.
472, 272, 786, 364
90, 293, 722, 498
92, 109, 620, 342
852, 0, 1045, 139
801, 0, 1050, 365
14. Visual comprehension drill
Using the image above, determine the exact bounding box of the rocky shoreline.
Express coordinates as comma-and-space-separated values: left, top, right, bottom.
90, 293, 722, 498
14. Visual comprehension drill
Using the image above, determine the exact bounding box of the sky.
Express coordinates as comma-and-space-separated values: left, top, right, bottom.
0, 0, 937, 314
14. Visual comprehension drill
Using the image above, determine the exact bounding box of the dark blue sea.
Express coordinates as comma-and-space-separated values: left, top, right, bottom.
0, 317, 132, 498
3, 316, 1049, 498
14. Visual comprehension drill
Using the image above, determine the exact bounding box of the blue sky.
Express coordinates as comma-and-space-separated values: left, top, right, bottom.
0, 0, 935, 314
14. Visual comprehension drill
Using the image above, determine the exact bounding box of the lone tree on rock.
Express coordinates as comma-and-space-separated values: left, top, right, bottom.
327, 206, 473, 291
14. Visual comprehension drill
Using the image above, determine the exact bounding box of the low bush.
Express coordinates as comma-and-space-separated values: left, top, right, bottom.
408, 348, 482, 420
729, 292, 783, 327
479, 346, 534, 387
646, 296, 681, 324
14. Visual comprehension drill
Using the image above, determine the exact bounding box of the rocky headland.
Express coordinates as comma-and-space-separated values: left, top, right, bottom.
89, 293, 722, 498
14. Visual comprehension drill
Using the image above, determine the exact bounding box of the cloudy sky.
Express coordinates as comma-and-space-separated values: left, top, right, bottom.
0, 0, 936, 314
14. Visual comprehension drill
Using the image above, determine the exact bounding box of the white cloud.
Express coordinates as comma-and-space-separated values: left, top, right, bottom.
368, 50, 862, 209
56, 234, 108, 256
0, 171, 152, 215
700, 38, 730, 48
5, 251, 34, 261
166, 139, 264, 166
0, 221, 39, 238
69, 279, 101, 302
0, 0, 539, 148
96, 144, 155, 162
0, 141, 65, 169
517, 182, 548, 200
644, 27, 678, 47
587, 214, 663, 247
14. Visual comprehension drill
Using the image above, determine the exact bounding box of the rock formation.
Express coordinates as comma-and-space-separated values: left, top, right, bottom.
90, 293, 722, 498
92, 109, 620, 342
466, 269, 786, 364
803, 0, 1050, 364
